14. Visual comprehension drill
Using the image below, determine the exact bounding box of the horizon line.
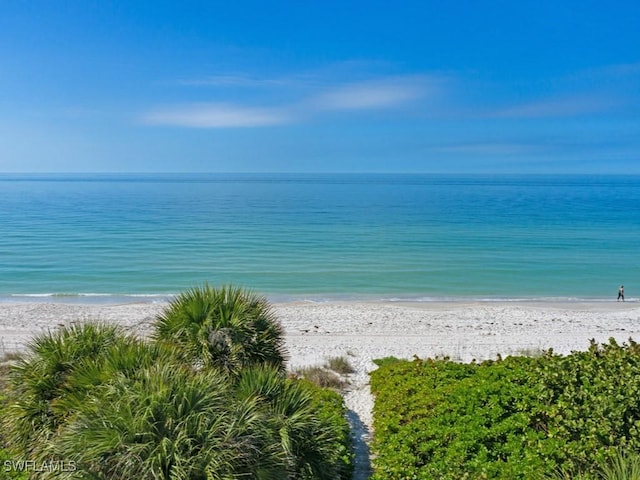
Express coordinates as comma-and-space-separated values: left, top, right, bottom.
1, 171, 639, 177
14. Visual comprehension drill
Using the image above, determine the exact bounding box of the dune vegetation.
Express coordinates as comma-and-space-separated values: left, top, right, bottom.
0, 285, 353, 480
370, 339, 640, 480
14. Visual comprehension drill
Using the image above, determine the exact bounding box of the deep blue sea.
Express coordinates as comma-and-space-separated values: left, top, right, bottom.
1, 173, 638, 303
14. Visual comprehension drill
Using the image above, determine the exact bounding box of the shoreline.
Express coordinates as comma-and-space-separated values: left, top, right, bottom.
1, 293, 635, 306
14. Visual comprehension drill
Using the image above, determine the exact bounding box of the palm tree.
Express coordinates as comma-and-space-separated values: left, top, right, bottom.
53, 363, 285, 480
153, 285, 288, 376
52, 336, 181, 419
4, 323, 125, 458
4, 324, 182, 463
236, 365, 345, 480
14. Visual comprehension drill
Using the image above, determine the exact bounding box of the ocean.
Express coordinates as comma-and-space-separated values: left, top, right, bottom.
1, 173, 638, 303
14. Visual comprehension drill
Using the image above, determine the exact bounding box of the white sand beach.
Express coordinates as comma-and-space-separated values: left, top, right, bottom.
2, 300, 640, 477
2, 300, 640, 423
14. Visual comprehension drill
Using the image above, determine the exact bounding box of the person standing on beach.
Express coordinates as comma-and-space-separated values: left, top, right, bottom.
618, 285, 625, 302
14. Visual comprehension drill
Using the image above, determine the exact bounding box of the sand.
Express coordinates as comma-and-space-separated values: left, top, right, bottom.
2, 300, 639, 478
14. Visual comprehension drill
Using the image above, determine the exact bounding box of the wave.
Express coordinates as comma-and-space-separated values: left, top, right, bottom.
266, 293, 629, 304
382, 296, 626, 303
2, 293, 174, 304
1, 292, 632, 305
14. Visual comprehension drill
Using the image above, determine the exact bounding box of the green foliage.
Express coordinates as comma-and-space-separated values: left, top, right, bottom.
545, 448, 640, 480
153, 284, 288, 376
3, 323, 126, 458
52, 337, 180, 424
0, 392, 29, 480
534, 339, 640, 473
304, 380, 355, 480
370, 339, 640, 479
372, 356, 402, 367
235, 366, 354, 479
54, 363, 279, 480
597, 449, 640, 480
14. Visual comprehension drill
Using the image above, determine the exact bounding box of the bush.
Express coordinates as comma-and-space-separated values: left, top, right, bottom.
0, 392, 28, 480
55, 364, 274, 479
235, 365, 353, 479
370, 339, 640, 479
303, 379, 355, 480
153, 284, 287, 376
3, 323, 128, 458
372, 356, 402, 368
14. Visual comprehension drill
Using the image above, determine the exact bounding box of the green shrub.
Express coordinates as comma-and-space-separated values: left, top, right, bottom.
55, 363, 276, 479
370, 339, 640, 479
3, 323, 127, 458
302, 379, 355, 480
235, 365, 354, 479
372, 356, 402, 367
597, 448, 640, 480
0, 391, 28, 480
153, 284, 287, 376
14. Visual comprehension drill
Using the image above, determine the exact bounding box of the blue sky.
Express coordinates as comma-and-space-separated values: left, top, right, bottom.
1, 1, 639, 173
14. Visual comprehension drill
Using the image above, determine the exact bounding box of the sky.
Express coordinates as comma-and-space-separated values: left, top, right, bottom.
1, 1, 639, 173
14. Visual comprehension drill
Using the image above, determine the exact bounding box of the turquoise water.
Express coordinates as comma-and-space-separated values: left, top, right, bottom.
1, 173, 638, 302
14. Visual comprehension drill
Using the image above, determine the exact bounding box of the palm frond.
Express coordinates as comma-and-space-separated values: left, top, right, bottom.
3, 323, 127, 458
152, 284, 287, 375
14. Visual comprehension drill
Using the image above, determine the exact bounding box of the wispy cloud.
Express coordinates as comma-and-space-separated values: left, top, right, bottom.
141, 73, 438, 128
142, 103, 290, 128
309, 77, 428, 111
489, 95, 621, 119
143, 63, 634, 129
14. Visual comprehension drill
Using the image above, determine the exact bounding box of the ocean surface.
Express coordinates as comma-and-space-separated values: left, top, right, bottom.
1, 173, 638, 303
